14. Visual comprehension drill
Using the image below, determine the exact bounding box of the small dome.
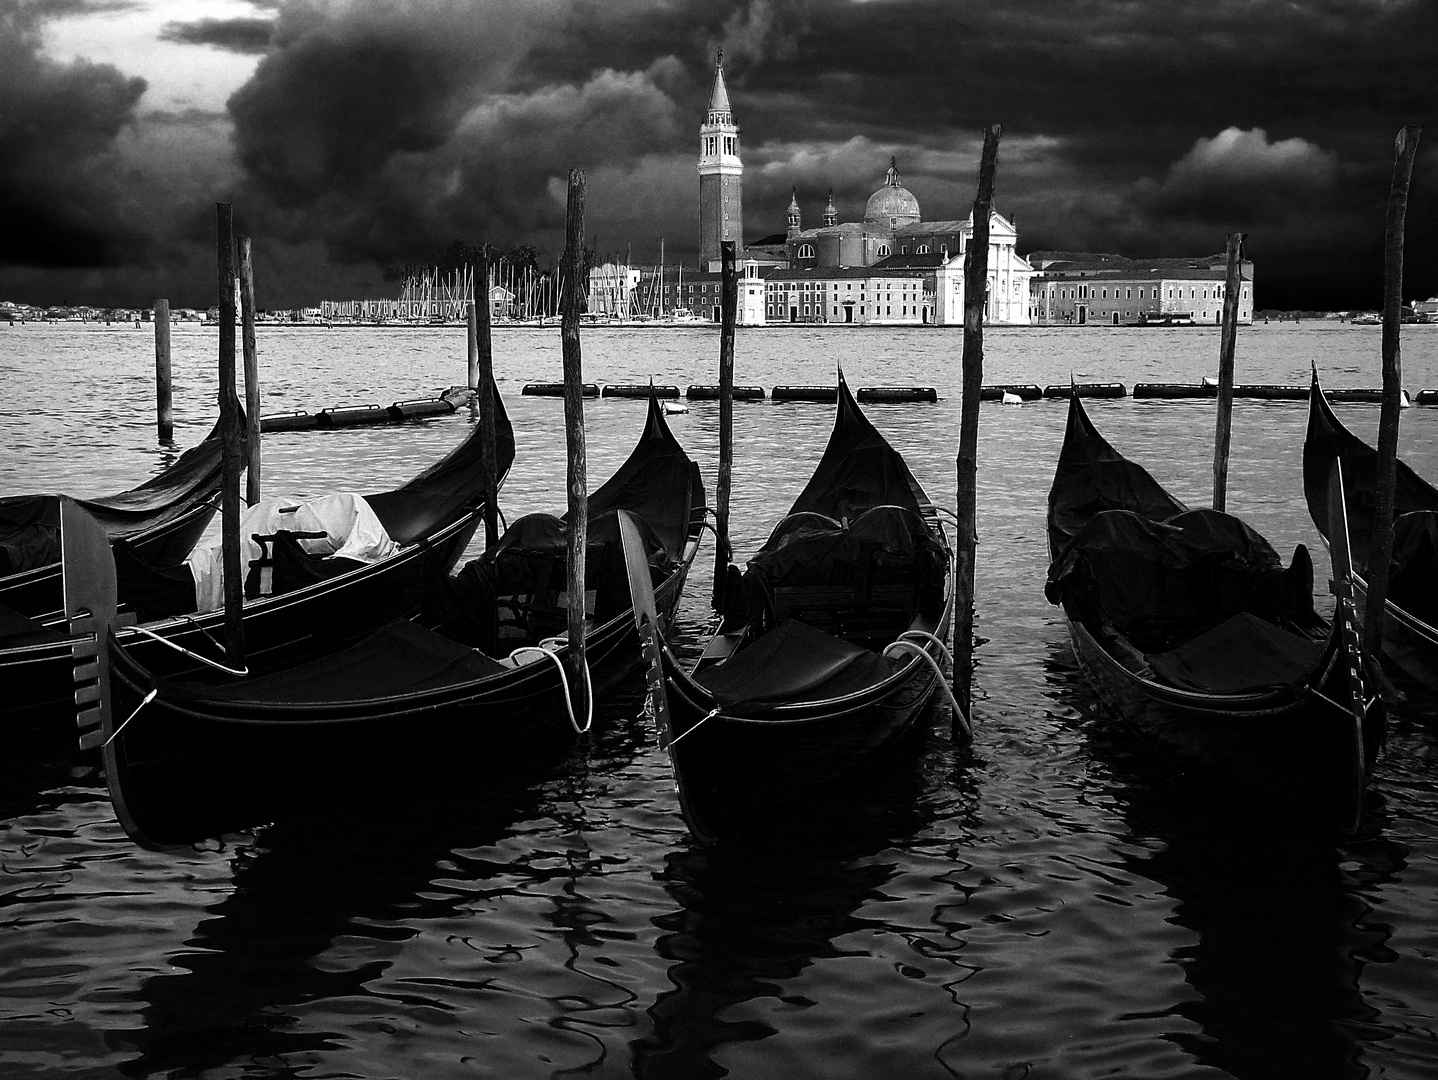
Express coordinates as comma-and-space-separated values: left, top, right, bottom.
864, 158, 920, 227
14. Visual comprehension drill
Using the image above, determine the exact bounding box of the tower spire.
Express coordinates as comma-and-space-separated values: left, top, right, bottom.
787, 188, 801, 241
698, 48, 742, 268
824, 188, 838, 227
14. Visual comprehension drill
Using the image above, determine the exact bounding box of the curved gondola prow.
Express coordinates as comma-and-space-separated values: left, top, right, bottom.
60, 498, 121, 754
364, 373, 517, 547
1325, 460, 1376, 833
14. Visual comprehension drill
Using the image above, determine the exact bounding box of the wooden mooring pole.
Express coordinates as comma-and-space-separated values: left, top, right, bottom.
216, 204, 245, 668
712, 239, 737, 608
154, 299, 173, 444
1212, 232, 1246, 511
560, 170, 590, 724
476, 249, 500, 550
954, 124, 1001, 736
238, 236, 262, 506
1364, 125, 1423, 657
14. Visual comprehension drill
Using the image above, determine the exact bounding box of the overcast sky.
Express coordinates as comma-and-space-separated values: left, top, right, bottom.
2, 0, 1434, 310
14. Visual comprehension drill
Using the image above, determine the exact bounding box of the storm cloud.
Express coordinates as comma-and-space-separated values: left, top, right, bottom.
1, 0, 1434, 309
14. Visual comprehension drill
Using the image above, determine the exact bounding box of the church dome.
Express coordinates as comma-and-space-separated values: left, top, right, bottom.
864, 158, 920, 227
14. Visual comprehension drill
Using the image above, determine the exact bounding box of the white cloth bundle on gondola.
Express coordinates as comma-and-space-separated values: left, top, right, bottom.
186, 493, 399, 612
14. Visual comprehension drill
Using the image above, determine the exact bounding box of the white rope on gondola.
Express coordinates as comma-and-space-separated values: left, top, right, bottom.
126, 625, 249, 676
883, 629, 973, 740
507, 637, 594, 735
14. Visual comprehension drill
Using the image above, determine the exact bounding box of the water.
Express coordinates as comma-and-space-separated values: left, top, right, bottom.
3, 321, 1438, 1079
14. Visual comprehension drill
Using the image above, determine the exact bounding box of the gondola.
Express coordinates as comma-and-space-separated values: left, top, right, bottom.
3, 380, 516, 738
1303, 374, 1438, 687
623, 376, 954, 843
64, 391, 704, 847
2, 418, 226, 620
1045, 392, 1381, 827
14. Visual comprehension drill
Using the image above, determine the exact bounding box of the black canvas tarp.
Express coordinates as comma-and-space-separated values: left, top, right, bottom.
174, 619, 507, 705
1047, 507, 1318, 650
694, 617, 898, 708
1388, 511, 1438, 628
1146, 611, 1325, 694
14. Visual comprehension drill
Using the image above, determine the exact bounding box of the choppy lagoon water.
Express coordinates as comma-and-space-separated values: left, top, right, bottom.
2, 321, 1437, 1079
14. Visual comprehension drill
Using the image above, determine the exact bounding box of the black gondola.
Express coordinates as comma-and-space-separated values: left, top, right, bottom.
1045, 392, 1381, 827
4, 380, 515, 738
1, 419, 226, 621
1303, 374, 1438, 687
623, 375, 954, 843
64, 392, 704, 847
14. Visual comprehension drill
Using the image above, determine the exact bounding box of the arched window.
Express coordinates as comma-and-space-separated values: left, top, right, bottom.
877, 245, 890, 258
798, 244, 815, 258
917, 245, 929, 254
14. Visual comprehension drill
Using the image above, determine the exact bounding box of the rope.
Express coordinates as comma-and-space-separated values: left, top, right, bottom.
668, 706, 721, 747
103, 688, 157, 746
883, 629, 973, 740
507, 637, 594, 735
126, 625, 249, 676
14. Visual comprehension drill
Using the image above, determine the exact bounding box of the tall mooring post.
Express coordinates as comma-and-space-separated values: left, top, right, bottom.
154, 299, 173, 444
1364, 125, 1423, 657
476, 249, 500, 550
560, 170, 590, 725
238, 236, 262, 506
954, 124, 1001, 739
216, 203, 245, 668
712, 240, 738, 608
1212, 232, 1246, 512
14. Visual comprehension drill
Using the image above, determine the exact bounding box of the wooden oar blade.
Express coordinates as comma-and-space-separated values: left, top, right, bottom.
618, 508, 674, 749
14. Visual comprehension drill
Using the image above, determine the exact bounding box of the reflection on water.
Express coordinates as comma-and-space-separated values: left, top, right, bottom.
3, 324, 1438, 1078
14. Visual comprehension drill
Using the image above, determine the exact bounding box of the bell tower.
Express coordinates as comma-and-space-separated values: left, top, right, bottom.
786, 189, 802, 242
698, 49, 743, 268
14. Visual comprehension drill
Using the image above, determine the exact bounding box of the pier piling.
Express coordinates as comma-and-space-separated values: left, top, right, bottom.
713, 240, 737, 609
154, 299, 173, 445
1212, 232, 1245, 512
477, 250, 500, 551
1365, 125, 1423, 656
561, 171, 590, 723
238, 237, 261, 506
216, 204, 245, 668
954, 123, 1001, 737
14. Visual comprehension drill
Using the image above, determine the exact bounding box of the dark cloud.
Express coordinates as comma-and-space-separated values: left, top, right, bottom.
160, 17, 275, 54
2, 0, 1434, 310
0, 0, 148, 268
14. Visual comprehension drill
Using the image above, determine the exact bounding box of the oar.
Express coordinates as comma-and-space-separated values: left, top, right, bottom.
618, 509, 674, 750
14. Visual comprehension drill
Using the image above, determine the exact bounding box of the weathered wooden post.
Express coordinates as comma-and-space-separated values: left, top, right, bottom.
954, 124, 1001, 736
712, 239, 738, 608
1364, 125, 1423, 656
1212, 231, 1246, 511
238, 236, 262, 506
216, 204, 245, 668
561, 170, 590, 724
476, 249, 500, 550
467, 293, 480, 391
154, 298, 173, 444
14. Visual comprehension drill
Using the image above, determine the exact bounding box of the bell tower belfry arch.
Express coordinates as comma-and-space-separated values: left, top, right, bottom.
698, 49, 743, 268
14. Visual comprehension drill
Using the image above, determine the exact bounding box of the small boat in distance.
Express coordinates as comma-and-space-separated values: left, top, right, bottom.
1303, 373, 1438, 687
627, 375, 955, 843
1046, 392, 1381, 828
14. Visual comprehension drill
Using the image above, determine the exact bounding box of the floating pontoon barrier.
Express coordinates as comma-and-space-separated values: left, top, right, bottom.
1327, 387, 1410, 405
601, 384, 680, 399
686, 384, 766, 400
1417, 389, 1438, 406
857, 386, 938, 403
259, 411, 317, 433
441, 386, 476, 408
1044, 383, 1127, 399
979, 384, 1043, 401
388, 397, 457, 421
1133, 383, 1214, 399
316, 404, 391, 428
772, 385, 839, 403
521, 382, 600, 397
1232, 385, 1308, 401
